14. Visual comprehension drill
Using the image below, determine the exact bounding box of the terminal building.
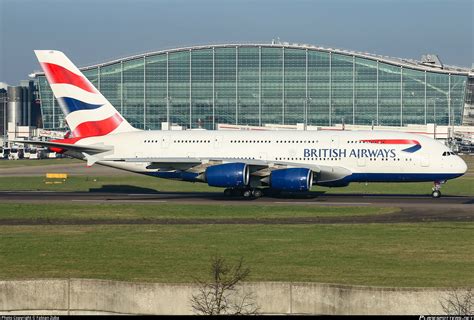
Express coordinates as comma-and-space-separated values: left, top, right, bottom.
30, 42, 474, 132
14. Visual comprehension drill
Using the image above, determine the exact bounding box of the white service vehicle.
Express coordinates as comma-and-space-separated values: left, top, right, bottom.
8, 146, 24, 160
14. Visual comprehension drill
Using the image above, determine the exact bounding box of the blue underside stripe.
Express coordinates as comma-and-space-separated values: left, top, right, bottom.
58, 97, 103, 114
347, 172, 463, 182
317, 172, 464, 187
146, 171, 463, 188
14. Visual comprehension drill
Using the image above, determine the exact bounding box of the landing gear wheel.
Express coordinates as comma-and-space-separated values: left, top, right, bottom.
431, 180, 445, 199
252, 189, 263, 198
242, 189, 252, 198
432, 190, 441, 198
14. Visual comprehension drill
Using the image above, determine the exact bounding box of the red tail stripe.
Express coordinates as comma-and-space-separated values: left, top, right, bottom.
72, 113, 123, 137
48, 114, 122, 153
361, 139, 420, 145
42, 62, 96, 93
49, 137, 84, 153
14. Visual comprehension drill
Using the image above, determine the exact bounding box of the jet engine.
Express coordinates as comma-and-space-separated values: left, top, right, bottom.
205, 163, 250, 188
270, 168, 313, 192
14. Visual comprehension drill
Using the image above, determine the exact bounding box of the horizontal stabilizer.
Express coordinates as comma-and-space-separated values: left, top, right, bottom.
12, 140, 111, 154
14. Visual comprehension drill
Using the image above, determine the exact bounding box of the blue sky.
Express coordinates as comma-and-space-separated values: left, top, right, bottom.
0, 0, 472, 84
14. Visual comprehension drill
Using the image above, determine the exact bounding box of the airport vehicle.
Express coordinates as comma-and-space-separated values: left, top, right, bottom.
27, 147, 48, 160
18, 50, 467, 198
0, 147, 9, 159
8, 146, 24, 160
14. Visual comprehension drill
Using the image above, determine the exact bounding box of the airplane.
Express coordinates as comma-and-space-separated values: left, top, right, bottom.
18, 50, 468, 199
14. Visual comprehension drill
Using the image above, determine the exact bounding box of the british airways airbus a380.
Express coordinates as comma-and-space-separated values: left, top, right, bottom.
20, 50, 467, 198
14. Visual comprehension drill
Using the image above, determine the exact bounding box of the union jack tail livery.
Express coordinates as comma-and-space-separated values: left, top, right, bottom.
35, 50, 137, 138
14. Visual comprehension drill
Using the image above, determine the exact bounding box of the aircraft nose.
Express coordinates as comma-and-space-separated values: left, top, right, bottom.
457, 156, 468, 174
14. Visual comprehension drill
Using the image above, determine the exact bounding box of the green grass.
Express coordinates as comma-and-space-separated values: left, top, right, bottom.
0, 203, 397, 220
0, 174, 472, 196
0, 158, 82, 168
1, 222, 472, 287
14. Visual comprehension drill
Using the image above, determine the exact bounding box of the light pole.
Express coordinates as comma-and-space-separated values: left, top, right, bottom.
431, 97, 444, 126
251, 93, 260, 127
431, 97, 442, 139
206, 99, 213, 130
214, 92, 219, 129
236, 99, 239, 125
452, 99, 459, 128
448, 79, 464, 127
304, 97, 312, 131
2, 95, 7, 148
164, 96, 172, 130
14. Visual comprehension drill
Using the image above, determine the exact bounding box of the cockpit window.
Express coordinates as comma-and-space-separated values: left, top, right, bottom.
442, 151, 456, 156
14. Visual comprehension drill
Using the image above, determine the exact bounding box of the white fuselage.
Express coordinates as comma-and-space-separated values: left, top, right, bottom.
71, 130, 467, 186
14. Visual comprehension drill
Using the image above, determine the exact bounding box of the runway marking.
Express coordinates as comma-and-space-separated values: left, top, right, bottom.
273, 201, 372, 205
361, 196, 431, 199
72, 199, 168, 203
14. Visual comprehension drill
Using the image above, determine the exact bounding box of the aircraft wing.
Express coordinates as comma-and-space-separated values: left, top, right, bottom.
109, 157, 307, 171
108, 157, 352, 183
12, 140, 112, 153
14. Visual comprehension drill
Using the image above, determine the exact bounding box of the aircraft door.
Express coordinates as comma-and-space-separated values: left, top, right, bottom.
214, 136, 221, 149
357, 156, 366, 167
420, 155, 430, 167
161, 135, 170, 149
330, 135, 340, 148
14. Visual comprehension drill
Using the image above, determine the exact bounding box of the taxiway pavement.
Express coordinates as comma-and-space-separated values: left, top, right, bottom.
0, 191, 472, 225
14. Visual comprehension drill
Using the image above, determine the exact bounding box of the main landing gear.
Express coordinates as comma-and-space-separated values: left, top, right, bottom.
224, 188, 263, 199
431, 180, 445, 198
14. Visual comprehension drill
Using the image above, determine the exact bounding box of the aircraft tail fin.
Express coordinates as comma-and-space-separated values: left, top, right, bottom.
34, 50, 138, 138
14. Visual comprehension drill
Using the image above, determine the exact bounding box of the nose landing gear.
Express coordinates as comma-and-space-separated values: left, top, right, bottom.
431, 180, 445, 198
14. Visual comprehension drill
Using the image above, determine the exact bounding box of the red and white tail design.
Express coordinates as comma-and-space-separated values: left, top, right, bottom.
35, 50, 137, 138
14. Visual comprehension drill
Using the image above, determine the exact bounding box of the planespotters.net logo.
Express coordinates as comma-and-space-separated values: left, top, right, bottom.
419, 316, 474, 320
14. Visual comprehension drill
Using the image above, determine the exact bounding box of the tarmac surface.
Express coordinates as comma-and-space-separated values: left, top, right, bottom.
0, 190, 472, 225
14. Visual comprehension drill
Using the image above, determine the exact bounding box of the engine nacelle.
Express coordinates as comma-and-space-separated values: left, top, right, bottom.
270, 168, 313, 192
205, 163, 250, 188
